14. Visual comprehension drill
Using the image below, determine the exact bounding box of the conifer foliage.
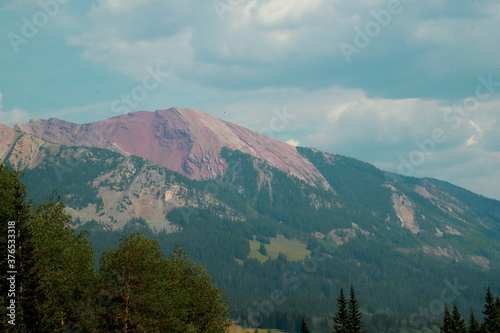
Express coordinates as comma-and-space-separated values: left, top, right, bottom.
333, 288, 349, 333
301, 317, 311, 333
468, 311, 480, 333
441, 305, 454, 333
0, 164, 231, 332
333, 286, 365, 333
451, 304, 467, 333
98, 234, 230, 332
439, 288, 500, 333
483, 287, 500, 332
1, 165, 95, 332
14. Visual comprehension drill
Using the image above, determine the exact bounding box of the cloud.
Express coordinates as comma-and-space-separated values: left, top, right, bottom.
99, 0, 152, 13
66, 0, 500, 100
2, 0, 499, 199
0, 93, 31, 126
302, 94, 500, 199
286, 139, 300, 146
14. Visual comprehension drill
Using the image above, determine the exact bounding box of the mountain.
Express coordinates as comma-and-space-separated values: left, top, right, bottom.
2, 108, 500, 332
14, 108, 326, 186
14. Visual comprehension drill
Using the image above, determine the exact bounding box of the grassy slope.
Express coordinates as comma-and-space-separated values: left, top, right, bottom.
248, 234, 311, 262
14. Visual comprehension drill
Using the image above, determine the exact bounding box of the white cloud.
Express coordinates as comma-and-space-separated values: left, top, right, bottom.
98, 0, 152, 13
0, 93, 31, 127
256, 0, 325, 26
4, 0, 499, 199
302, 94, 500, 199
286, 139, 300, 146
64, 0, 500, 100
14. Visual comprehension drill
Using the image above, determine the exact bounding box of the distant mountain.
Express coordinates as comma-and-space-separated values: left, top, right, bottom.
1, 108, 499, 332
14, 108, 326, 186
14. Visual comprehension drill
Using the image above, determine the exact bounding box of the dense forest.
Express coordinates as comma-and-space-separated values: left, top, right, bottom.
2, 141, 500, 332
0, 164, 230, 332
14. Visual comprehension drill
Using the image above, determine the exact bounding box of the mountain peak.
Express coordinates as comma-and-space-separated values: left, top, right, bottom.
14, 107, 328, 186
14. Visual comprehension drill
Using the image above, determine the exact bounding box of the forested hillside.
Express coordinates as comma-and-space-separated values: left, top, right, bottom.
0, 164, 230, 332
1, 129, 499, 332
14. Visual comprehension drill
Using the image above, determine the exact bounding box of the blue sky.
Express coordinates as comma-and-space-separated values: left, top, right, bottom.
1, 0, 500, 200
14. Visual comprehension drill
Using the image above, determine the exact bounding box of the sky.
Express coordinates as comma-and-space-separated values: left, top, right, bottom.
1, 0, 500, 200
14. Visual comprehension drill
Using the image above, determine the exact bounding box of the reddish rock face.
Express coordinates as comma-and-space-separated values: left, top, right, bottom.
0, 124, 16, 160
14, 107, 327, 185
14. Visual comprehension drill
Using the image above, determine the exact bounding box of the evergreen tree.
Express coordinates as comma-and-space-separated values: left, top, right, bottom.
348, 286, 364, 333
0, 165, 32, 332
483, 287, 500, 332
333, 288, 349, 333
451, 304, 467, 333
25, 198, 96, 332
1, 165, 96, 332
301, 317, 310, 333
441, 305, 453, 333
98, 233, 179, 332
258, 243, 268, 256
98, 234, 230, 332
165, 245, 231, 333
477, 323, 490, 333
469, 310, 480, 333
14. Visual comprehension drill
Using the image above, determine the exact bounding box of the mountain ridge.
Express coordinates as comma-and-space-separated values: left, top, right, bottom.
13, 107, 328, 188
1, 107, 500, 331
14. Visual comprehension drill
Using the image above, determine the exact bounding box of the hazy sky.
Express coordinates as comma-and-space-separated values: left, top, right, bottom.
1, 0, 500, 200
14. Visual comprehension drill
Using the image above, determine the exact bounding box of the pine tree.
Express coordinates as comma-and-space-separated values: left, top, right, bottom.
441, 305, 453, 333
98, 233, 178, 332
469, 310, 480, 333
451, 304, 467, 333
483, 287, 500, 332
98, 235, 230, 332
477, 323, 490, 333
333, 288, 349, 333
165, 245, 231, 333
348, 286, 364, 333
27, 198, 96, 332
1, 165, 96, 332
301, 317, 311, 333
258, 243, 268, 256
0, 165, 32, 332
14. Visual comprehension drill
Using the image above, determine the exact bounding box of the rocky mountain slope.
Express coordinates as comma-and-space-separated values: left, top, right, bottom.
14, 108, 327, 187
2, 109, 499, 267
1, 108, 499, 331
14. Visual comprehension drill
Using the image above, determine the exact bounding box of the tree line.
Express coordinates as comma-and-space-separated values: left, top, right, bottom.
297, 286, 366, 333
440, 287, 500, 333
0, 164, 230, 332
300, 286, 500, 333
